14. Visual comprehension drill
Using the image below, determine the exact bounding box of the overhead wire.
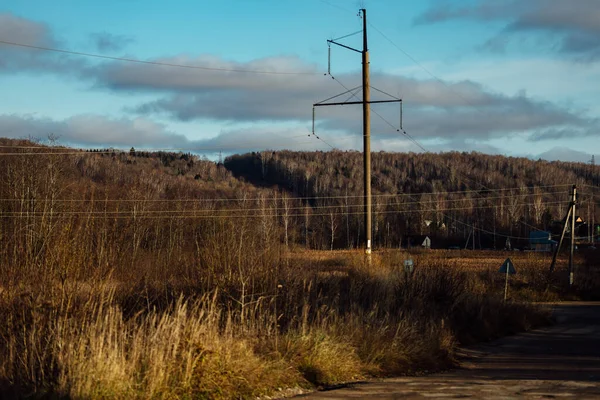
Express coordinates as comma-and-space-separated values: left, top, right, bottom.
0, 193, 570, 214
326, 71, 429, 152
326, 65, 564, 237
0, 200, 569, 220
0, 184, 572, 203
0, 40, 321, 76
367, 23, 444, 87
322, 55, 426, 151
331, 30, 363, 42
318, 0, 354, 14
311, 135, 336, 149
2, 9, 591, 241
331, 57, 560, 235
370, 86, 401, 100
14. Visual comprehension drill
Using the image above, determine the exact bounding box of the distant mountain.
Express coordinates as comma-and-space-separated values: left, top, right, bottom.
537, 147, 595, 163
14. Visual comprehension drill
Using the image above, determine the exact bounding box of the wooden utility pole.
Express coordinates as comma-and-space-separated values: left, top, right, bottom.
549, 185, 577, 287
593, 190, 596, 244
361, 9, 372, 256
569, 185, 577, 286
593, 156, 597, 245
588, 201, 591, 243
313, 8, 400, 258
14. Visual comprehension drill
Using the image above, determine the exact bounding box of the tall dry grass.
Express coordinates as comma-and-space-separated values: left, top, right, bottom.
0, 148, 593, 398
0, 247, 557, 398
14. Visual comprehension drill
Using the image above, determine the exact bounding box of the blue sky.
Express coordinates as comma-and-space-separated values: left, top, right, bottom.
1, 0, 599, 162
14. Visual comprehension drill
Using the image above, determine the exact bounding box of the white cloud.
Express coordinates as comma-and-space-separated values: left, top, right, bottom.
1, 12, 597, 153
416, 0, 600, 59
0, 113, 187, 148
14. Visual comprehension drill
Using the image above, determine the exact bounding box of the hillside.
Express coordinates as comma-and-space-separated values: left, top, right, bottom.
226, 150, 600, 249
0, 139, 598, 253
1, 138, 598, 398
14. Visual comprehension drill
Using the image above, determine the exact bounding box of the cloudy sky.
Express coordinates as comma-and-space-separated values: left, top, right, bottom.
1, 0, 598, 162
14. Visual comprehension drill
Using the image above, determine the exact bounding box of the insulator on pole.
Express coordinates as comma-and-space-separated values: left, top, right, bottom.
327, 45, 331, 75
400, 100, 403, 130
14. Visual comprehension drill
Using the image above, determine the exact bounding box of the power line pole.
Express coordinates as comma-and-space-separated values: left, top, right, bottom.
593, 189, 596, 244
588, 200, 591, 243
569, 185, 577, 286
549, 185, 577, 287
362, 9, 372, 256
313, 9, 400, 258
591, 155, 596, 245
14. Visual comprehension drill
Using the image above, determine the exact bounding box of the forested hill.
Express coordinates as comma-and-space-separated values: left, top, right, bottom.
1, 137, 598, 250
225, 151, 599, 248
225, 151, 597, 197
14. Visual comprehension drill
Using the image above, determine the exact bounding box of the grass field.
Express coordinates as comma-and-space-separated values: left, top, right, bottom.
3, 244, 596, 399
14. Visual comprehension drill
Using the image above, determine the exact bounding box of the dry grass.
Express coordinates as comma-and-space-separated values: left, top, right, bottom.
1, 292, 300, 399
0, 149, 593, 398
1, 248, 565, 399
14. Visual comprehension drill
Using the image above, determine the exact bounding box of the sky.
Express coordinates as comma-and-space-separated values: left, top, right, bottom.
0, 0, 599, 162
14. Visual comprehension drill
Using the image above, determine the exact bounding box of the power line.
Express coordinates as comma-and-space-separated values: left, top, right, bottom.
0, 200, 569, 219
0, 184, 571, 204
325, 15, 585, 238
329, 78, 426, 151
365, 20, 600, 183
308, 131, 335, 149
320, 5, 512, 125
0, 196, 568, 215
0, 40, 321, 76
370, 86, 401, 100
331, 30, 363, 42
443, 213, 535, 241
318, 0, 354, 14
322, 70, 427, 152
367, 23, 444, 86
319, 4, 461, 97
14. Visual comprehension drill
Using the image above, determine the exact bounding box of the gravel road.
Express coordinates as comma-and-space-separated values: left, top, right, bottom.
300, 302, 600, 399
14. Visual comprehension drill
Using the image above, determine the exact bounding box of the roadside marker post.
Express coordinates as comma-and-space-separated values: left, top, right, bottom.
404, 258, 415, 281
499, 258, 517, 301
404, 258, 414, 274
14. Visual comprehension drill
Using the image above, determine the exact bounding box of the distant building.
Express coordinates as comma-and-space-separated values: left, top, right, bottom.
529, 231, 557, 252
405, 235, 431, 249
421, 236, 431, 249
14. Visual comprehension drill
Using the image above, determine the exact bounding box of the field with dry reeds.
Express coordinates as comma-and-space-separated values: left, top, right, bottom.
1, 143, 598, 399
4, 243, 591, 398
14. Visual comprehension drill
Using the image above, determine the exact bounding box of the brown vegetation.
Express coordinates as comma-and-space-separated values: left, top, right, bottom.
226, 150, 599, 249
0, 139, 597, 398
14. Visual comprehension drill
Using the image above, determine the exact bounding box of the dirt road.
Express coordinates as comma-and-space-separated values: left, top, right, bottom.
301, 302, 600, 399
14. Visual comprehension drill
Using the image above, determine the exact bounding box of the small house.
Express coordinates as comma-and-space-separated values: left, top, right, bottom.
421, 236, 431, 249
529, 231, 556, 252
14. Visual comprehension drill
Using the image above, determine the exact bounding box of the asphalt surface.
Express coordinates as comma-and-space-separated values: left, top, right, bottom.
300, 302, 600, 399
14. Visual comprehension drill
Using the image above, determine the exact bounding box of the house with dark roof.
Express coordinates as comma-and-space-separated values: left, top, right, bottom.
529, 231, 557, 252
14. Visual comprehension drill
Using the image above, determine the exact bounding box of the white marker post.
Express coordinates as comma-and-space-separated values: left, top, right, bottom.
498, 258, 516, 301
404, 258, 414, 274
